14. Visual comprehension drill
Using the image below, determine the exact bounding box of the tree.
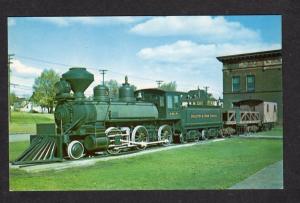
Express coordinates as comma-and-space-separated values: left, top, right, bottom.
9, 92, 17, 106
105, 80, 119, 99
31, 69, 60, 113
159, 81, 177, 91
105, 79, 138, 99
131, 84, 137, 91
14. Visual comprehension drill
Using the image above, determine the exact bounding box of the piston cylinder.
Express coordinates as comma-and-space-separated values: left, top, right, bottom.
83, 135, 109, 151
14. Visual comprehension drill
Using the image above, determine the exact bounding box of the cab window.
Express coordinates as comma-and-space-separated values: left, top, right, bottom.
167, 95, 173, 109
174, 95, 179, 108
159, 96, 164, 107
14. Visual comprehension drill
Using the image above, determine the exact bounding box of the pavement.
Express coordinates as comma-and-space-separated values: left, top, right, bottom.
9, 134, 30, 142
229, 160, 283, 189
10, 138, 226, 173
238, 134, 282, 139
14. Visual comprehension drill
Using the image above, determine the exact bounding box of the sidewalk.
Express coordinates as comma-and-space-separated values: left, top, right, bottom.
229, 160, 283, 189
9, 134, 30, 142
239, 134, 282, 139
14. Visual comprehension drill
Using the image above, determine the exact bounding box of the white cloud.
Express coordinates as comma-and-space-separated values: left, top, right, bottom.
30, 17, 146, 27
131, 16, 260, 43
138, 40, 216, 63
11, 59, 43, 78
136, 40, 281, 98
137, 40, 281, 64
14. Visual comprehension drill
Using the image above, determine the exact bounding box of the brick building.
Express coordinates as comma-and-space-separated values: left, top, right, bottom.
217, 49, 282, 124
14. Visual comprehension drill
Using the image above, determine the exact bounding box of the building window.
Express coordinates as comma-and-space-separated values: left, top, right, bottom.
167, 95, 173, 109
267, 104, 269, 112
274, 105, 277, 112
232, 76, 240, 92
246, 75, 255, 92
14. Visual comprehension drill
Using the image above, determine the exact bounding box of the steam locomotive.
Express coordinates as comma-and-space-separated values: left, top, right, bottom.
13, 67, 277, 165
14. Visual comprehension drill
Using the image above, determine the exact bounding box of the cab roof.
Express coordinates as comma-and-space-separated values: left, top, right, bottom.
135, 88, 186, 94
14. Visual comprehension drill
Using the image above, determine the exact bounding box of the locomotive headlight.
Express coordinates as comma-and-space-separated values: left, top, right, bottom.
54, 79, 71, 95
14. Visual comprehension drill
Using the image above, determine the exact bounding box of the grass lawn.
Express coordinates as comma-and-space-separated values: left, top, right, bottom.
9, 111, 54, 134
9, 138, 282, 190
254, 126, 283, 137
9, 141, 30, 162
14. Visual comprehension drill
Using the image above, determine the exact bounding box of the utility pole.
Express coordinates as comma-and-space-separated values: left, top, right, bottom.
203, 86, 209, 106
8, 54, 14, 122
99, 69, 107, 85
156, 80, 163, 88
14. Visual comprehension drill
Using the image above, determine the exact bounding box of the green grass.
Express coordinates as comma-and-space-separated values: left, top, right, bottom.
255, 127, 283, 137
9, 111, 54, 134
9, 141, 30, 162
9, 138, 282, 190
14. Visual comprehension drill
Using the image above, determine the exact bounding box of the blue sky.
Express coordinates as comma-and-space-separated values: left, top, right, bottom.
8, 16, 281, 98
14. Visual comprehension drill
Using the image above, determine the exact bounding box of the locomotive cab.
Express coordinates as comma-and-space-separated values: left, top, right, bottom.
135, 88, 184, 120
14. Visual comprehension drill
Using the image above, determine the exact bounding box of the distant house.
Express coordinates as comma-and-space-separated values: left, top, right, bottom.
182, 88, 219, 107
12, 98, 47, 113
20, 102, 47, 113
12, 97, 27, 111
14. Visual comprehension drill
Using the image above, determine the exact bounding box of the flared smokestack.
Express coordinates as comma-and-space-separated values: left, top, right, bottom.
62, 67, 94, 99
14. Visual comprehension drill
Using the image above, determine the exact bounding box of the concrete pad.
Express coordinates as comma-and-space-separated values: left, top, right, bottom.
239, 135, 282, 139
10, 138, 226, 173
229, 160, 283, 189
9, 134, 30, 142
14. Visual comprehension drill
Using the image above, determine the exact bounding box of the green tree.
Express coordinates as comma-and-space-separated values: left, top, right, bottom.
160, 81, 177, 91
31, 69, 60, 113
9, 92, 17, 106
104, 80, 138, 99
131, 84, 137, 91
105, 80, 119, 99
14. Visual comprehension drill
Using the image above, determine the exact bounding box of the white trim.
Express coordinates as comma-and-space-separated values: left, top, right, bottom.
67, 140, 84, 160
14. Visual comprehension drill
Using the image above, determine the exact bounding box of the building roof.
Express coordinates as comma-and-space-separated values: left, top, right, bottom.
216, 49, 281, 63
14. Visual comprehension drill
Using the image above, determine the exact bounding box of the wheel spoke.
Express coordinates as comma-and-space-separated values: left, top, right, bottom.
132, 125, 148, 150
106, 127, 122, 155
158, 125, 172, 146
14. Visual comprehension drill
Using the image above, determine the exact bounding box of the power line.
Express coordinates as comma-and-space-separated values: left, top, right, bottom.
12, 54, 223, 96
14, 54, 159, 83
15, 55, 71, 67
10, 82, 32, 88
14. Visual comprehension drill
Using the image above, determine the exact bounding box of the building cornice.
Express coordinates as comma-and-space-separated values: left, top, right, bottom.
222, 64, 282, 72
223, 90, 282, 94
217, 49, 281, 63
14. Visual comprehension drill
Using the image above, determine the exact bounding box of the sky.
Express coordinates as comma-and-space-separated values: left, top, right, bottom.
8, 16, 281, 99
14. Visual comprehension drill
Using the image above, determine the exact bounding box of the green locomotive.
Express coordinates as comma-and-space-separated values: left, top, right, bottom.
13, 67, 276, 165
14, 68, 177, 164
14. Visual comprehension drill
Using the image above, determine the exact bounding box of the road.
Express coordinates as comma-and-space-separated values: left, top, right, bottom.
229, 160, 283, 189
